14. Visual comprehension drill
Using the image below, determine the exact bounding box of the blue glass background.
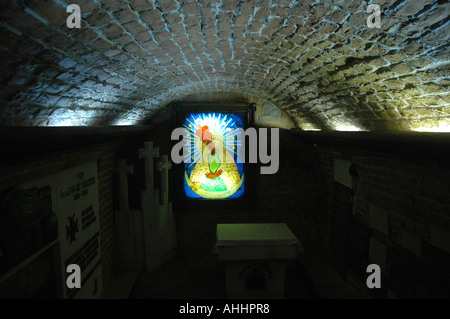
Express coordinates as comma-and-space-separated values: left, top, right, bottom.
183, 112, 246, 200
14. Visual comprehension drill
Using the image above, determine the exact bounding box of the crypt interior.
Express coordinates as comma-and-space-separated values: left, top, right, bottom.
0, 0, 449, 299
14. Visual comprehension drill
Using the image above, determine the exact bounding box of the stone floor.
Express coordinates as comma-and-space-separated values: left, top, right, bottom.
104, 249, 371, 299
127, 254, 318, 299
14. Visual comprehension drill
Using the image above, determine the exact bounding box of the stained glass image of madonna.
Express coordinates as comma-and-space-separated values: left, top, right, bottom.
183, 113, 245, 199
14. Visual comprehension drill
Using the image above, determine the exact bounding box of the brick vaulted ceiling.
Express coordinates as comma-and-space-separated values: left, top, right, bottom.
0, 0, 449, 131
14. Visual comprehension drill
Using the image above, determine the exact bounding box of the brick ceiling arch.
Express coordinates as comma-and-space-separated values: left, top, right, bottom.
0, 0, 449, 131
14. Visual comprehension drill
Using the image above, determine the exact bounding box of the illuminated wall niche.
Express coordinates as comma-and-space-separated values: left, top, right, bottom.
172, 102, 256, 208
184, 112, 245, 199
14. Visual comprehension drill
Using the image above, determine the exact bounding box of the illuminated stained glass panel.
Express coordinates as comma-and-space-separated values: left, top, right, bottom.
183, 112, 245, 199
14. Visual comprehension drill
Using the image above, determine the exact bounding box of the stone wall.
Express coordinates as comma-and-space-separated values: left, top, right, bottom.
177, 90, 296, 128
0, 139, 121, 297
174, 129, 322, 269
314, 142, 450, 298
0, 1, 448, 130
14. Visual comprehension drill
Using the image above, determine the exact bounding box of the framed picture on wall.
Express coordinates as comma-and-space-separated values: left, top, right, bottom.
171, 102, 257, 210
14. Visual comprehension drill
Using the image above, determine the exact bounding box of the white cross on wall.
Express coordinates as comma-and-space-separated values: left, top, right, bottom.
139, 141, 160, 191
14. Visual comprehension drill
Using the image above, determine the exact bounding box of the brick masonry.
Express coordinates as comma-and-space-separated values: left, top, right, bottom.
314, 144, 450, 298
0, 0, 448, 130
174, 129, 322, 270
0, 139, 122, 296
177, 90, 296, 128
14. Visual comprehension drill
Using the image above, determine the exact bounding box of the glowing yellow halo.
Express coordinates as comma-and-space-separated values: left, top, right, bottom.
185, 171, 244, 199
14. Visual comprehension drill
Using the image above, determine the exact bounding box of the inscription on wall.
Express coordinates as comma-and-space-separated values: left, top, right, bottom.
56, 161, 102, 299
14, 161, 103, 299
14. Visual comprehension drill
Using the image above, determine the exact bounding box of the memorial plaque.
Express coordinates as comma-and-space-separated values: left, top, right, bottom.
12, 161, 102, 298
55, 161, 102, 299
333, 159, 352, 189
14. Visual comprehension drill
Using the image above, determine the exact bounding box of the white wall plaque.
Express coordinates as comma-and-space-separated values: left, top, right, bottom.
333, 159, 352, 189
55, 161, 102, 299
17, 161, 102, 298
